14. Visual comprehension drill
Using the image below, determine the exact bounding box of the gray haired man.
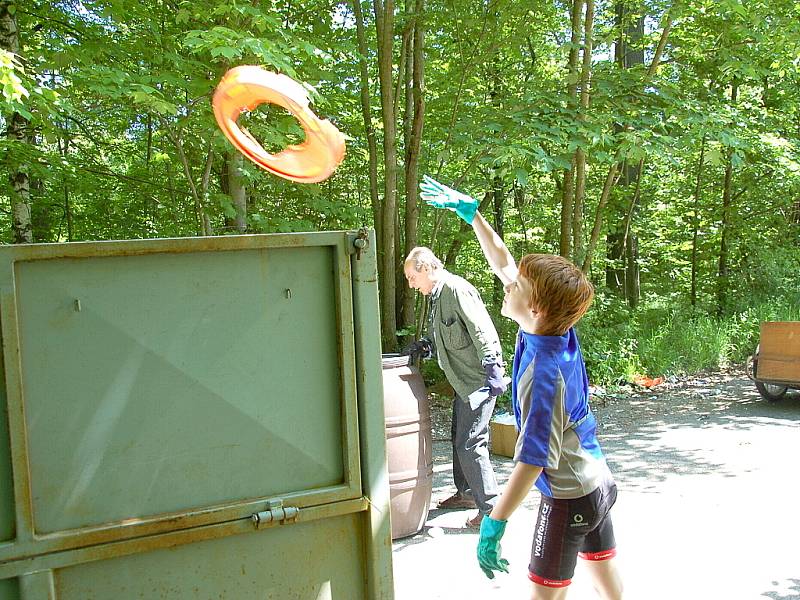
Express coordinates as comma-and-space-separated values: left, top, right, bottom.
403, 246, 507, 527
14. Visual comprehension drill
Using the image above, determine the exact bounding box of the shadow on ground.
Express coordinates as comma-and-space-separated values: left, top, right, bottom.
596, 373, 800, 491
392, 367, 800, 600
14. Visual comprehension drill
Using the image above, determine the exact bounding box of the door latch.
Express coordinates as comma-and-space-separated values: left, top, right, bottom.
252, 499, 299, 529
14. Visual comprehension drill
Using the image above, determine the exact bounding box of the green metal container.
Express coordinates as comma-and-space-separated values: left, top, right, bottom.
0, 230, 393, 599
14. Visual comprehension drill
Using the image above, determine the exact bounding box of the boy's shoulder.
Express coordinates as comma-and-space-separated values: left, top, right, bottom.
518, 329, 585, 378
520, 328, 577, 352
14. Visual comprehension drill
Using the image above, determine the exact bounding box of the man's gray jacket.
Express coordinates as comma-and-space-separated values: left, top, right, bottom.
425, 270, 503, 400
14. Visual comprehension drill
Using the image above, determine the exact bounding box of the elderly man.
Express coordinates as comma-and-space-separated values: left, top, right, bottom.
403, 246, 507, 527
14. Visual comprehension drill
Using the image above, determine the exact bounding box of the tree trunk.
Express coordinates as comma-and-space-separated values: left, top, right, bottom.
560, 0, 584, 259
584, 4, 673, 277
373, 0, 399, 351
487, 31, 504, 308
624, 232, 640, 307
8, 111, 33, 244
171, 131, 213, 236
58, 132, 73, 241
199, 147, 214, 236
622, 181, 640, 307
691, 135, 707, 307
582, 163, 619, 274
606, 3, 643, 301
396, 4, 413, 338
351, 0, 381, 243
572, 0, 594, 266
394, 23, 412, 125
402, 0, 425, 338
717, 81, 738, 316
622, 157, 644, 300
1, 2, 33, 243
492, 178, 505, 309
606, 231, 624, 291
64, 185, 73, 242
226, 152, 247, 233
146, 113, 153, 165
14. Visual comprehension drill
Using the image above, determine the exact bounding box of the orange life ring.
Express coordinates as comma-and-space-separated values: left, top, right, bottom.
212, 66, 345, 184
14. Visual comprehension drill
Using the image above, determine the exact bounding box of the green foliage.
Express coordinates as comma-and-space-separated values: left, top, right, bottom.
580, 292, 800, 386
419, 358, 445, 388
634, 297, 800, 377
569, 235, 798, 385
578, 293, 646, 385
0, 49, 30, 118
2, 0, 800, 387
638, 312, 742, 376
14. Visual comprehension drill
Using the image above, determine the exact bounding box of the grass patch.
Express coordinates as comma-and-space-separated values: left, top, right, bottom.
581, 295, 800, 384
415, 290, 800, 391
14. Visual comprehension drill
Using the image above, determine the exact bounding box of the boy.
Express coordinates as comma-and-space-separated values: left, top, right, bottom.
421, 175, 623, 600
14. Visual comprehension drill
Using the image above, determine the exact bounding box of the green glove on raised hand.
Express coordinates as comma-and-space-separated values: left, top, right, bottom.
477, 515, 510, 579
419, 175, 478, 224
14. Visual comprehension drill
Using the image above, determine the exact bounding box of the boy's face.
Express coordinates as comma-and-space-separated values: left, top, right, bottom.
501, 273, 540, 333
404, 262, 436, 295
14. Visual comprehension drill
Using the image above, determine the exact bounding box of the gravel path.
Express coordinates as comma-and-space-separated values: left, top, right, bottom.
392, 366, 800, 599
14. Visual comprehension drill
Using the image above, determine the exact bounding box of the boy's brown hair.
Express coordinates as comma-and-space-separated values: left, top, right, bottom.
517, 253, 594, 336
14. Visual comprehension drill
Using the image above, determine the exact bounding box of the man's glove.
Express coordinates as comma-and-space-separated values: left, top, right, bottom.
484, 362, 507, 397
401, 339, 432, 361
477, 515, 510, 579
419, 175, 478, 224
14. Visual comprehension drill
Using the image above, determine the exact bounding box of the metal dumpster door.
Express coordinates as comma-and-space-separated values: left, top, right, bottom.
0, 231, 392, 599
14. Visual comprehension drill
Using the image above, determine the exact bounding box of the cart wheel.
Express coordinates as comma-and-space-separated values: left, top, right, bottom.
754, 381, 788, 402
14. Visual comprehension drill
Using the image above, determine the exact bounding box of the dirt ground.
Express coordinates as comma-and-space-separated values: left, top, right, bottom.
391, 365, 800, 600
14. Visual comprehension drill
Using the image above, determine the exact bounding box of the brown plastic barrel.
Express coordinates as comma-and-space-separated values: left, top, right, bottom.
382, 354, 433, 539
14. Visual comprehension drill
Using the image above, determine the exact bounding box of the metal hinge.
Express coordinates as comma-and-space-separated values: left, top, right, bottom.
251, 499, 299, 529
352, 227, 369, 260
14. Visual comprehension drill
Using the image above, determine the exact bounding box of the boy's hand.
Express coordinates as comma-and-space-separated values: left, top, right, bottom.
420, 175, 478, 224
477, 515, 510, 579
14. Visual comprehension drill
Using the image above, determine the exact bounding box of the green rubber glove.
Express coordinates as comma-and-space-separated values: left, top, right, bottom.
476, 515, 510, 579
419, 175, 478, 224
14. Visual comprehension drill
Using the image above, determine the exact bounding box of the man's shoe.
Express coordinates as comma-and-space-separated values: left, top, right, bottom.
436, 492, 477, 510
465, 512, 484, 528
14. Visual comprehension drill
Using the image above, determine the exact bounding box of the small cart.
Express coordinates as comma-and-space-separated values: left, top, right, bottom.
747, 321, 800, 401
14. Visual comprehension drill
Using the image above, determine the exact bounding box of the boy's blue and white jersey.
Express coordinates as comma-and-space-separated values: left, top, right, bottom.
511, 327, 611, 499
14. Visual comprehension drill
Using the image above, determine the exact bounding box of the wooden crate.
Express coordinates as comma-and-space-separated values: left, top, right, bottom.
490, 420, 518, 458
757, 321, 800, 384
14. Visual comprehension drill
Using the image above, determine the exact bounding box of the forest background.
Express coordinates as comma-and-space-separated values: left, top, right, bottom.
2, 0, 799, 388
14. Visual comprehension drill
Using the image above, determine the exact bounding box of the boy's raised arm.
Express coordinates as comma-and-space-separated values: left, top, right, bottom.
470, 211, 517, 286
420, 175, 518, 285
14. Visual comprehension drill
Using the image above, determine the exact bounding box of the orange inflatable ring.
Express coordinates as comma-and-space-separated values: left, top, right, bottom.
212, 66, 345, 184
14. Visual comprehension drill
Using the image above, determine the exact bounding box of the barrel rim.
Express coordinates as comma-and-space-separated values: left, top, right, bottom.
381, 353, 411, 369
